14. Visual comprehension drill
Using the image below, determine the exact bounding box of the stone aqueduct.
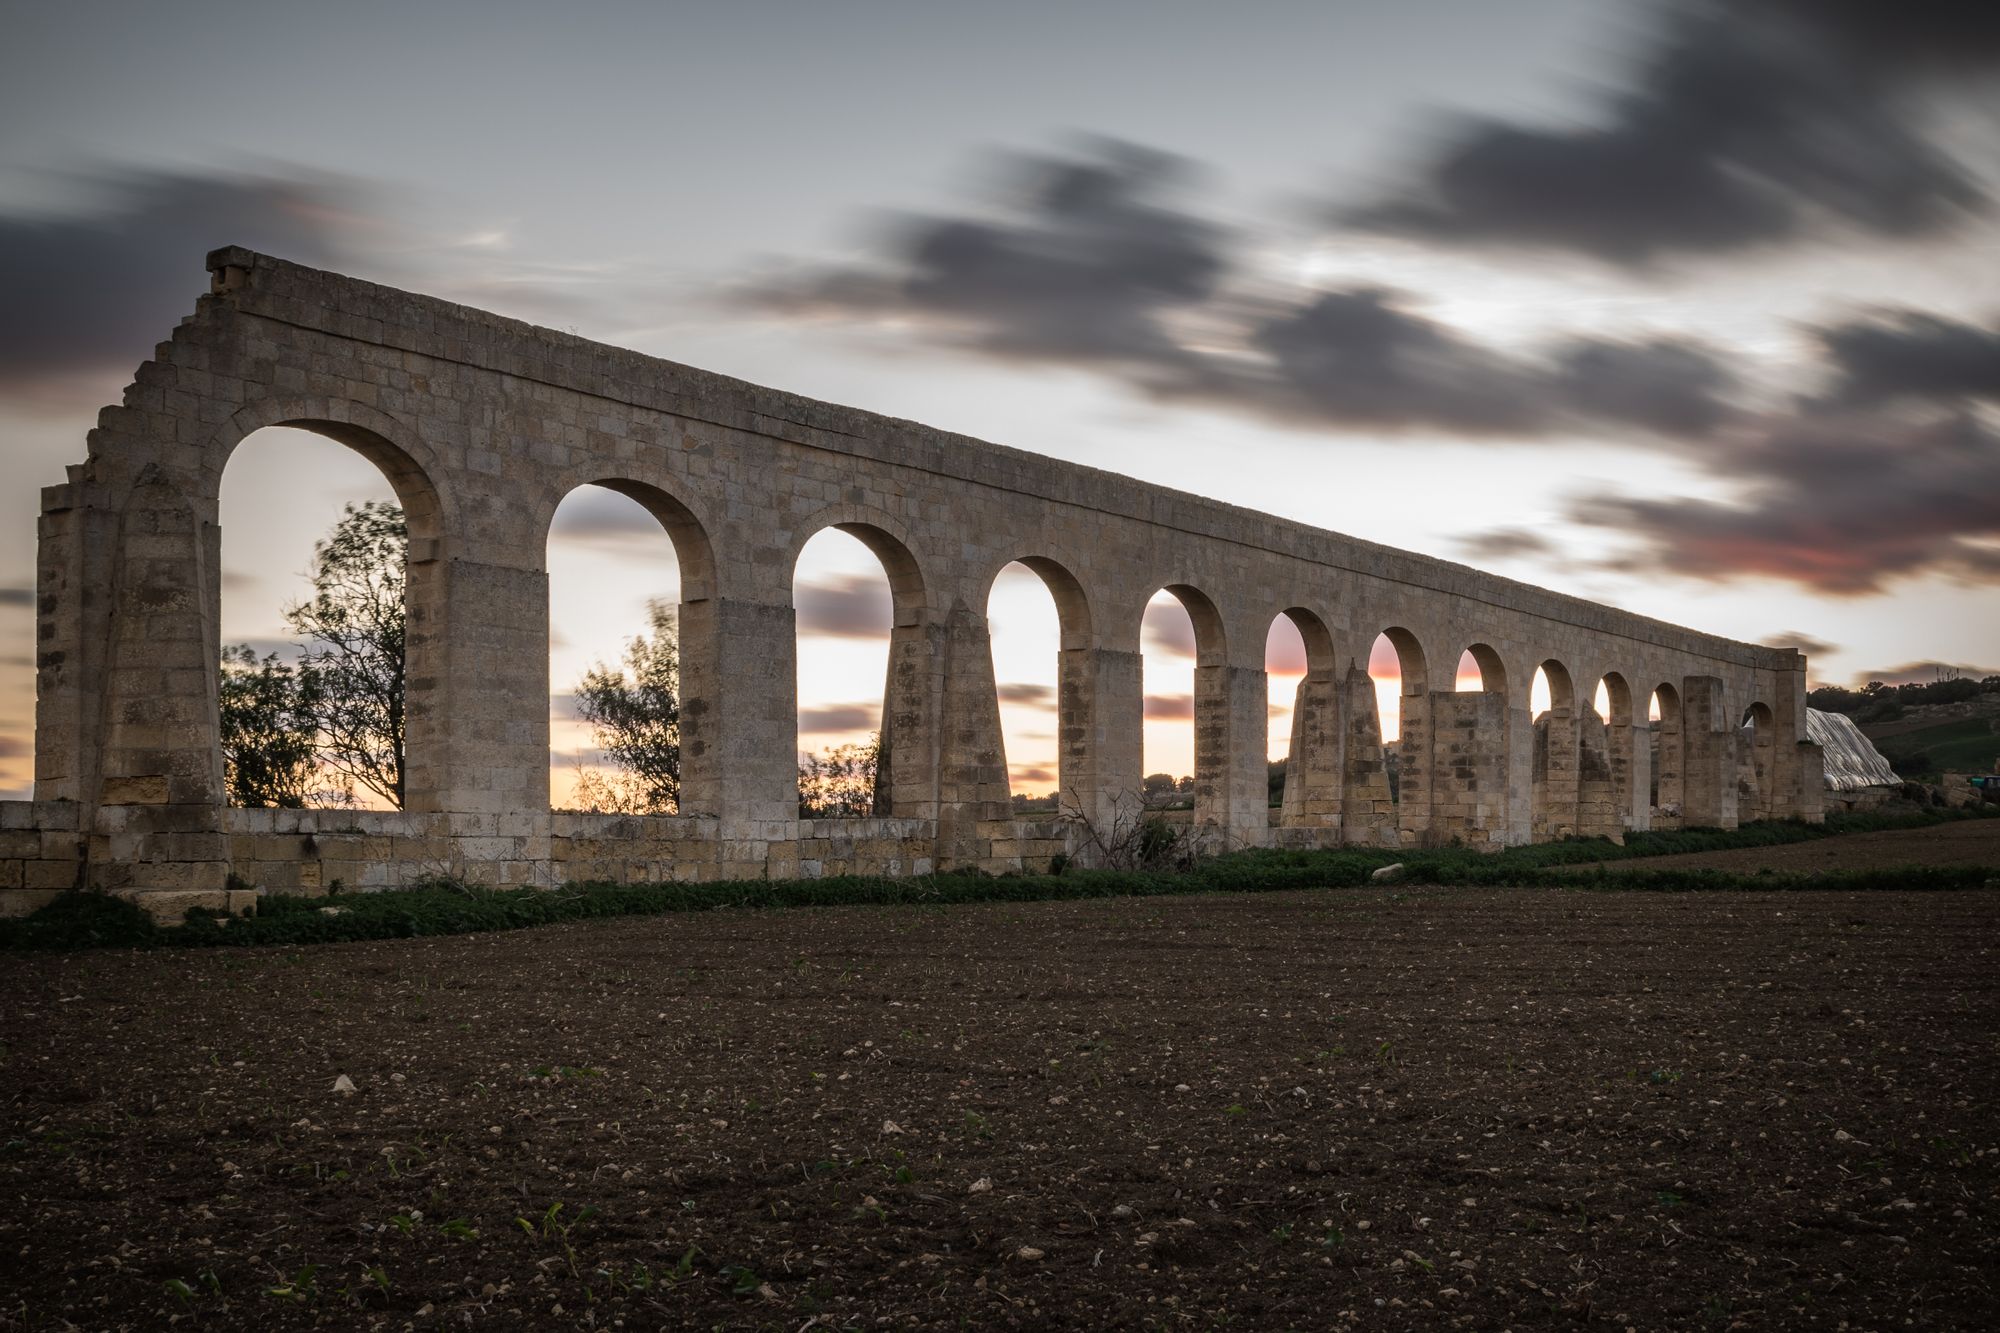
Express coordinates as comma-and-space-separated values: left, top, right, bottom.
3, 249, 1822, 918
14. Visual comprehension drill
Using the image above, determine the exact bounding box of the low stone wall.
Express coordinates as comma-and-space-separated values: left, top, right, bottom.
0, 801, 84, 916
0, 802, 1106, 918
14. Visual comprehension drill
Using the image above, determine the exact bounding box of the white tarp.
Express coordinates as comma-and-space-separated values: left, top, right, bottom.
1808, 707, 1901, 791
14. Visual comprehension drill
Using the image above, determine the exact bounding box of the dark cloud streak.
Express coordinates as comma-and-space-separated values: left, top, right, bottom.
796, 573, 893, 639
0, 166, 361, 392
1343, 0, 2000, 268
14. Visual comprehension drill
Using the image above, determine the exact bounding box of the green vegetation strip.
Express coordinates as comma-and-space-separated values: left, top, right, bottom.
5, 808, 1993, 952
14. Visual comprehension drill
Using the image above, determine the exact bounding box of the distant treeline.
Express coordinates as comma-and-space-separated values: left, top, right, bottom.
1809, 674, 2000, 725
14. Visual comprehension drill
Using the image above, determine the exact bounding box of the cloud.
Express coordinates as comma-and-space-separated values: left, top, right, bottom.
1144, 693, 1194, 720
0, 165, 368, 393
548, 486, 682, 545
742, 137, 1226, 371
1768, 631, 1839, 658
1343, 1, 2000, 268
1848, 660, 2000, 687
796, 572, 893, 639
1572, 412, 2000, 594
1264, 630, 1308, 675
741, 140, 1741, 444
0, 736, 26, 758
0, 586, 32, 608
799, 703, 879, 733
996, 682, 1055, 707
1011, 765, 1056, 785
1817, 310, 2000, 406
1141, 606, 1198, 658
1457, 527, 1556, 562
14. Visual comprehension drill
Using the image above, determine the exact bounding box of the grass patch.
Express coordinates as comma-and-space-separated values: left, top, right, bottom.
1871, 718, 2000, 778
3, 808, 1993, 952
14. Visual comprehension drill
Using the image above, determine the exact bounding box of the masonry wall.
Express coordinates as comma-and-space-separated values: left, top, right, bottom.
13, 249, 1823, 919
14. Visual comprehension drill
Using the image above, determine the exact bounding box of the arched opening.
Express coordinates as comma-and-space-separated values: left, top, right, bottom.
792, 525, 918, 818
1588, 673, 1637, 832
1267, 608, 1338, 828
986, 562, 1065, 814
215, 423, 441, 811
1356, 628, 1428, 844
1140, 587, 1223, 814
1740, 701, 1776, 823
1456, 643, 1509, 694
1530, 659, 1578, 840
1433, 642, 1512, 847
1573, 672, 1627, 839
546, 481, 710, 814
1649, 682, 1684, 828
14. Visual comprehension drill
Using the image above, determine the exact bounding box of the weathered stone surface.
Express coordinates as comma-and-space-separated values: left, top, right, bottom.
5, 251, 1821, 918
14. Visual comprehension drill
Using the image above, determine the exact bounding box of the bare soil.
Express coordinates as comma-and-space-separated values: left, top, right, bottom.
1578, 819, 2000, 875
3, 885, 1996, 1330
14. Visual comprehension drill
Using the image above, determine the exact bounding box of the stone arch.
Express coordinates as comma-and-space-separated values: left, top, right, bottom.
1377, 626, 1430, 697
784, 505, 930, 623
1587, 671, 1643, 833
1347, 626, 1432, 848
205, 401, 454, 813
1275, 606, 1338, 675
1270, 606, 1341, 830
790, 513, 937, 820
1135, 583, 1229, 827
1739, 699, 1777, 823
206, 397, 448, 543
1649, 681, 1685, 829
543, 474, 720, 602
1156, 583, 1227, 666
1530, 657, 1581, 841
543, 479, 725, 815
1459, 642, 1510, 695
976, 554, 1095, 816
973, 547, 1096, 646
1533, 657, 1577, 716
1595, 671, 1634, 725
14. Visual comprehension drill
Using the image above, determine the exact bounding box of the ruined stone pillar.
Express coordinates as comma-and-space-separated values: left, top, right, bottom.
1769, 659, 1822, 822
1503, 703, 1534, 845
872, 616, 944, 823
1744, 725, 1778, 822
1279, 670, 1342, 829
1615, 718, 1652, 832
422, 557, 550, 817
1679, 677, 1739, 829
1192, 661, 1270, 847
1395, 690, 1433, 848
1575, 712, 1622, 842
1425, 691, 1510, 850
1651, 718, 1684, 830
1060, 646, 1143, 846
934, 595, 1010, 865
1339, 664, 1397, 846
677, 595, 800, 833
1532, 706, 1581, 841
62, 465, 229, 908
32, 474, 112, 806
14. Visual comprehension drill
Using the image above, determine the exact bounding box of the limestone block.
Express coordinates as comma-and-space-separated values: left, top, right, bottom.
100, 775, 170, 805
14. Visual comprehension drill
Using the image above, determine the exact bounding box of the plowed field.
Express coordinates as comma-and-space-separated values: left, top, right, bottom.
3, 885, 1996, 1329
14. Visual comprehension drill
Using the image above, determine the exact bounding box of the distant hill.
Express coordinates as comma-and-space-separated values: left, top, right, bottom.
1809, 675, 2000, 778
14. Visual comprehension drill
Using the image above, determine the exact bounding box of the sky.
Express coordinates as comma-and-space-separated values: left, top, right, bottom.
1, 0, 1996, 804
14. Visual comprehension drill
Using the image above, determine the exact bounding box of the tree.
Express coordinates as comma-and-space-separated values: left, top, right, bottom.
218, 644, 322, 807
571, 601, 682, 814
1141, 772, 1177, 805
285, 500, 408, 807
799, 735, 880, 817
